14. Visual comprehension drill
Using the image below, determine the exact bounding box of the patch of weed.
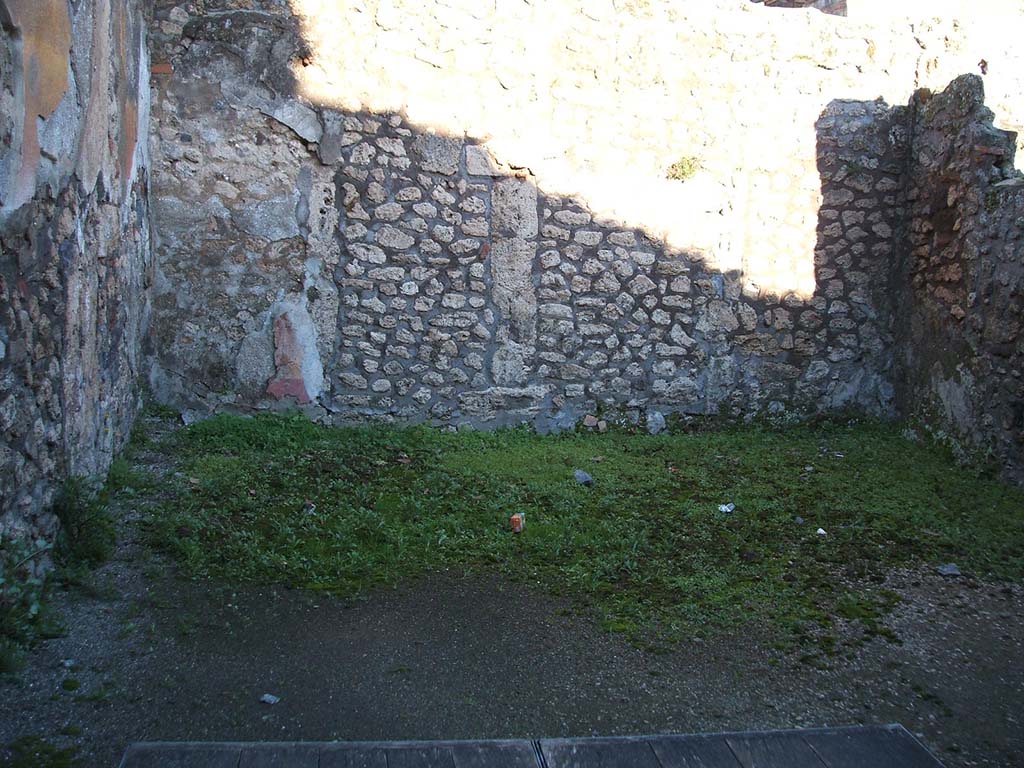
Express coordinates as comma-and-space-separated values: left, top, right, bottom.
176, 612, 198, 638
74, 681, 116, 704
53, 479, 114, 568
1, 736, 80, 768
836, 590, 902, 644
0, 638, 27, 676
666, 156, 701, 181
2, 436, 150, 664
142, 397, 180, 421
0, 537, 49, 671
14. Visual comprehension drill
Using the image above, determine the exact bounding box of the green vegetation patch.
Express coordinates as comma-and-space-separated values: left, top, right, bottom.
147, 413, 1023, 646
666, 156, 701, 181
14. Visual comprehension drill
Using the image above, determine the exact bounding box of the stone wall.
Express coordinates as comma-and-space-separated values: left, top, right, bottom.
896, 75, 1023, 480
757, 0, 846, 14
0, 0, 151, 545
144, 1, 1022, 474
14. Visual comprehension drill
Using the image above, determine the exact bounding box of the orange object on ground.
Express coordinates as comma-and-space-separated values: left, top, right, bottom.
510, 513, 524, 533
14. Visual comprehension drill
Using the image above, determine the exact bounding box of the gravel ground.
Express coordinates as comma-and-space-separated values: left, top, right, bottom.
1, 420, 1021, 767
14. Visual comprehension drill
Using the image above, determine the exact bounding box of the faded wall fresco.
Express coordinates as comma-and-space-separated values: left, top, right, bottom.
0, 0, 152, 551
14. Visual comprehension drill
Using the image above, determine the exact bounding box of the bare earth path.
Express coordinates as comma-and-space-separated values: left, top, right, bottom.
0, 547, 1020, 767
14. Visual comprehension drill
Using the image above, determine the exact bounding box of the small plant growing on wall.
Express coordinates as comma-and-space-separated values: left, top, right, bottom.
666, 156, 701, 181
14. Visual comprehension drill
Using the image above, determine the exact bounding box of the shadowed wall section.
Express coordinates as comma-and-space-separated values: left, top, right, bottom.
896, 76, 1023, 480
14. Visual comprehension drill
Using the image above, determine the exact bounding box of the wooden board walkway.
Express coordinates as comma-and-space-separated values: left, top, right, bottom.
119, 724, 945, 767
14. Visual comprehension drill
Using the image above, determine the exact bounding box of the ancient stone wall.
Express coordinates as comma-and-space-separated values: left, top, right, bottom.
145, 0, 1022, 475
897, 75, 1023, 480
0, 0, 151, 545
757, 0, 846, 14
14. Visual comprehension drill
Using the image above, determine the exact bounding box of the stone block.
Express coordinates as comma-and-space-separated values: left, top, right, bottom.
412, 133, 463, 175
465, 144, 506, 176
492, 178, 538, 238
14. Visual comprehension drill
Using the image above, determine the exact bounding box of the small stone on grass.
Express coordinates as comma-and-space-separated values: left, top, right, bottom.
574, 470, 594, 486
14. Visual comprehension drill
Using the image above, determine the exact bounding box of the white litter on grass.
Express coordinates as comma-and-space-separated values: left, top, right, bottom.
718, 503, 736, 513
816, 528, 827, 536
259, 693, 280, 705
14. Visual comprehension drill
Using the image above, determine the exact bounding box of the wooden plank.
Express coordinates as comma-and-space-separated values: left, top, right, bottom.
386, 745, 457, 768
725, 733, 827, 768
119, 743, 242, 768
650, 736, 742, 768
451, 740, 541, 768
239, 743, 320, 768
804, 726, 945, 768
541, 738, 663, 768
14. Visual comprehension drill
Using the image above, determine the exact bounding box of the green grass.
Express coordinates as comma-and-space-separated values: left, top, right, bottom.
146, 413, 1024, 647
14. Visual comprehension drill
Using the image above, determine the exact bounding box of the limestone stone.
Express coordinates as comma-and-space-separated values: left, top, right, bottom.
461, 218, 490, 237
412, 134, 463, 175
351, 143, 377, 165
490, 237, 537, 345
629, 275, 656, 296
695, 301, 739, 335
461, 196, 487, 214
267, 99, 323, 143
351, 243, 387, 264
491, 341, 532, 386
574, 230, 603, 246
376, 137, 406, 156
233, 195, 300, 241
492, 178, 538, 238
375, 202, 404, 221
541, 224, 570, 240
376, 225, 415, 250
465, 145, 504, 176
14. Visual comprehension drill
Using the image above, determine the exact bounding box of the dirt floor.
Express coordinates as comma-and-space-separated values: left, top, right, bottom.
0, 525, 1021, 767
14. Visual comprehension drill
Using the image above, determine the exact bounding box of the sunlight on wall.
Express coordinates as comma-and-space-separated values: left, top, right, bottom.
287, 0, 1022, 299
